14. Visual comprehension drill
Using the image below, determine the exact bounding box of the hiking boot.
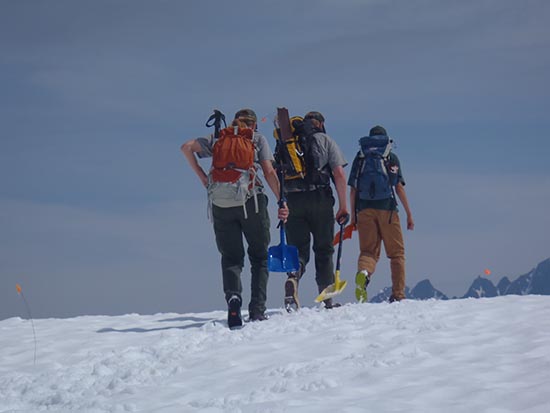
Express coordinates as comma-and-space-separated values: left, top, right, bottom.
249, 311, 269, 322
227, 295, 243, 330
355, 270, 371, 303
323, 299, 342, 309
389, 295, 404, 303
284, 276, 300, 313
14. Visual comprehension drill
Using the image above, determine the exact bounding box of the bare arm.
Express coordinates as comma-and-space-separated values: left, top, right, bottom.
260, 159, 289, 221
395, 182, 414, 230
332, 165, 349, 223
181, 139, 208, 187
260, 160, 280, 201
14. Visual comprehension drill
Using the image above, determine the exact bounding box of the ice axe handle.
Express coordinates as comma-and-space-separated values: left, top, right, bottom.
335, 218, 348, 272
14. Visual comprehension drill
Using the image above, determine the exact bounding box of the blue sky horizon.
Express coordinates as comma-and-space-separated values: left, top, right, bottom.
1, 0, 549, 319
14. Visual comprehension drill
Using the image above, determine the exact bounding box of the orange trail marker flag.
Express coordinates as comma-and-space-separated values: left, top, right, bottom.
16, 283, 37, 365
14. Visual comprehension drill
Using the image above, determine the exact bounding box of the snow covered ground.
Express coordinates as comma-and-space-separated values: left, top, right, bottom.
1, 295, 549, 413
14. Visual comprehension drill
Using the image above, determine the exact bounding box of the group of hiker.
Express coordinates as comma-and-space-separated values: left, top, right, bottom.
181, 108, 414, 329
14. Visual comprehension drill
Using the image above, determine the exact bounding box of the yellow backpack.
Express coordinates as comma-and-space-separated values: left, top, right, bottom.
273, 116, 307, 180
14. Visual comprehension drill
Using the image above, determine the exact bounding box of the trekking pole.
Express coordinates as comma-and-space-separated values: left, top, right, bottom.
16, 284, 37, 366
205, 109, 226, 140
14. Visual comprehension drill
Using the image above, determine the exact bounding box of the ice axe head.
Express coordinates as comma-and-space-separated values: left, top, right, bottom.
315, 218, 350, 303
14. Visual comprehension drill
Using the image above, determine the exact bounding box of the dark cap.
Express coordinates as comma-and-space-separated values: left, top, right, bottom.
369, 125, 387, 136
304, 111, 325, 123
234, 108, 257, 123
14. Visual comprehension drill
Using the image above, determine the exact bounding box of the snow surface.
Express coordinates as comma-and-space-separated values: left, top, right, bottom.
1, 295, 549, 413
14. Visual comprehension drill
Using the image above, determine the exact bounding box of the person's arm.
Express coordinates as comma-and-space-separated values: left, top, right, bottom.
395, 182, 414, 230
260, 159, 279, 200
181, 139, 208, 187
332, 165, 349, 224
260, 159, 289, 222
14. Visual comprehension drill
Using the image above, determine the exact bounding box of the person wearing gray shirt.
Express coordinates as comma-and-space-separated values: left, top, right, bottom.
181, 108, 288, 328
282, 111, 349, 311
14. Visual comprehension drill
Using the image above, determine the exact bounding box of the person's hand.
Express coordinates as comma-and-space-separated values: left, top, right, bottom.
335, 209, 350, 225
407, 215, 415, 230
278, 202, 289, 222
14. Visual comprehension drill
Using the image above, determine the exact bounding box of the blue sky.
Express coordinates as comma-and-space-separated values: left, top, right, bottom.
1, 0, 549, 319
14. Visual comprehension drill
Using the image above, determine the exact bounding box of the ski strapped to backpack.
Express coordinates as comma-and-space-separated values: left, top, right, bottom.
273, 115, 331, 188
205, 110, 259, 219
352, 133, 399, 221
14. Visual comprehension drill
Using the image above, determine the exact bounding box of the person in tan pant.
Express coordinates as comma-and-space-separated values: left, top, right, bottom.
348, 125, 414, 302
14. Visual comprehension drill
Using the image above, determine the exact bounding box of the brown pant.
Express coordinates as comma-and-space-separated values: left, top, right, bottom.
357, 208, 406, 299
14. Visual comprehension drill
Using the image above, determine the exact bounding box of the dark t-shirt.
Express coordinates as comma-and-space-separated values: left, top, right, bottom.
348, 152, 405, 212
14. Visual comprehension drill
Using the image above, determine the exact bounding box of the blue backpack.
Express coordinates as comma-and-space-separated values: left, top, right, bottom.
354, 134, 398, 200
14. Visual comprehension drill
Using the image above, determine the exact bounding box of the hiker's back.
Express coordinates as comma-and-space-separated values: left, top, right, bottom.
208, 124, 258, 213
354, 134, 397, 201
274, 117, 332, 192
211, 125, 255, 183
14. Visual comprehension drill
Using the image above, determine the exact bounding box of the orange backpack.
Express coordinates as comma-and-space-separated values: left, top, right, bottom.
207, 126, 259, 218
211, 126, 255, 183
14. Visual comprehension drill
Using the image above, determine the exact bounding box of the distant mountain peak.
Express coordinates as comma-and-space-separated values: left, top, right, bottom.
462, 277, 498, 299
410, 279, 448, 300
369, 257, 550, 303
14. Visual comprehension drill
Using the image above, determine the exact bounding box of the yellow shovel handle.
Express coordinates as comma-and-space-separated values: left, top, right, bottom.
334, 269, 341, 285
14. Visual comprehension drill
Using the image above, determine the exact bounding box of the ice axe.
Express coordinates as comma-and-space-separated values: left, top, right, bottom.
315, 215, 350, 303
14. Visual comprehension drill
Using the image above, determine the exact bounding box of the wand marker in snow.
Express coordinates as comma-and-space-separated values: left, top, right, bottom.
16, 283, 37, 366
